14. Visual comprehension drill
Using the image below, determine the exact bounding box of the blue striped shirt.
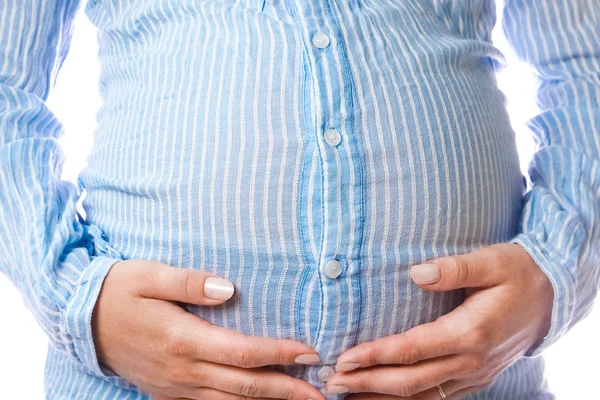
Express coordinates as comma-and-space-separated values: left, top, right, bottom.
1, 0, 598, 399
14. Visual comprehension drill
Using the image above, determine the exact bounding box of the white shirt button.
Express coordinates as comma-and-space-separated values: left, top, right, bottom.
317, 365, 335, 382
324, 129, 341, 147
324, 260, 342, 279
312, 32, 330, 49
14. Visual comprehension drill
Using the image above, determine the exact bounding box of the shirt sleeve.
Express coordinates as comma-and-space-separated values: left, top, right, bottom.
0, 1, 123, 376
501, 0, 600, 357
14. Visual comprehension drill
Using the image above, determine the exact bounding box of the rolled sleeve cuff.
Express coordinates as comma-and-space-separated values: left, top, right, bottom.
62, 255, 120, 377
509, 232, 577, 358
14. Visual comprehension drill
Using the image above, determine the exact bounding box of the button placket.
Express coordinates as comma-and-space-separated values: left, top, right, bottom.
316, 365, 336, 382
312, 32, 330, 49
324, 259, 342, 279
289, 2, 363, 389
324, 128, 342, 147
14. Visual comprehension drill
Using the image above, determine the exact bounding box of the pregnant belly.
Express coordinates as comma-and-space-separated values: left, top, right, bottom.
79, 6, 525, 383
81, 96, 524, 374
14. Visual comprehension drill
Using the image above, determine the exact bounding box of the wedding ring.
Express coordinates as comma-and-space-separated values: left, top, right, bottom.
437, 384, 447, 399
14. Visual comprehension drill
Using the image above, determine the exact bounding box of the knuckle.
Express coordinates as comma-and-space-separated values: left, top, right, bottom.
394, 380, 420, 397
166, 366, 192, 385
466, 326, 490, 350
451, 256, 470, 287
175, 269, 192, 300
235, 347, 257, 368
352, 378, 370, 393
238, 379, 261, 397
272, 339, 287, 364
362, 343, 379, 367
193, 362, 208, 385
165, 328, 189, 357
398, 341, 422, 365
464, 354, 487, 376
284, 382, 304, 400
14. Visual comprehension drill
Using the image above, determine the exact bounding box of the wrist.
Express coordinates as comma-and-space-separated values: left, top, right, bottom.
515, 243, 554, 355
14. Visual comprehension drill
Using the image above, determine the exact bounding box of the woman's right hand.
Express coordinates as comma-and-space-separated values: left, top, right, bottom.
92, 259, 326, 400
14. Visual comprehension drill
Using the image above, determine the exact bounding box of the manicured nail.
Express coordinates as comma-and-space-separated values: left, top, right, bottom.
327, 385, 349, 395
204, 277, 234, 300
335, 361, 361, 372
294, 353, 321, 365
410, 263, 441, 285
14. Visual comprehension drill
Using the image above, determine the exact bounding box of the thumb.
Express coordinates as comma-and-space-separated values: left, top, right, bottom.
409, 248, 500, 291
135, 261, 235, 305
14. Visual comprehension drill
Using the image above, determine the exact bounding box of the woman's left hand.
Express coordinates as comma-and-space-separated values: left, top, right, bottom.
325, 242, 554, 399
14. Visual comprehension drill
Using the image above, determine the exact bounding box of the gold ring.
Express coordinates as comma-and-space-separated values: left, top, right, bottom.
437, 384, 447, 399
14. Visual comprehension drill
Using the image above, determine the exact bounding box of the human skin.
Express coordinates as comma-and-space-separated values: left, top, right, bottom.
92, 260, 327, 400
93, 243, 552, 400
324, 242, 554, 399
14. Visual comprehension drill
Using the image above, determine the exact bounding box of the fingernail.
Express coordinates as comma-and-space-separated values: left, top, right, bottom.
410, 263, 441, 285
294, 353, 321, 365
335, 361, 361, 372
204, 277, 234, 300
327, 385, 349, 395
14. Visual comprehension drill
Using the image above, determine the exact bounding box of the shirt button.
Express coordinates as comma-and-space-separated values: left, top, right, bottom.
317, 365, 336, 382
312, 32, 330, 49
324, 129, 341, 147
324, 259, 342, 279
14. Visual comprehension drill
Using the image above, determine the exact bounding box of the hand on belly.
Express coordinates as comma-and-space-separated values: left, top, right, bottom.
323, 242, 553, 399
91, 259, 328, 400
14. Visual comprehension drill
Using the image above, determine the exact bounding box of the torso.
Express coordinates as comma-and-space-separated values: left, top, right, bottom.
79, 0, 532, 396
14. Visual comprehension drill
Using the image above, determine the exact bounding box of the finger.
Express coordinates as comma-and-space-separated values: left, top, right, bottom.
134, 261, 235, 304
335, 316, 471, 371
169, 315, 321, 367
187, 386, 278, 400
327, 355, 462, 397
410, 381, 488, 400
345, 380, 477, 400
409, 247, 504, 290
407, 380, 475, 400
443, 383, 488, 399
346, 394, 398, 399
154, 389, 273, 400
200, 362, 327, 400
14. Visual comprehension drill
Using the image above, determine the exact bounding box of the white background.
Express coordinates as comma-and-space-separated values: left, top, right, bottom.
0, 4, 597, 399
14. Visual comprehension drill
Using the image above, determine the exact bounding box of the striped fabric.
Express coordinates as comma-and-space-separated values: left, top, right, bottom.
1, 0, 598, 398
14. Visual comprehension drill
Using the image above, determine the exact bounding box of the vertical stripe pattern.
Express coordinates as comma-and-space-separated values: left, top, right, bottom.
1, 0, 598, 399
